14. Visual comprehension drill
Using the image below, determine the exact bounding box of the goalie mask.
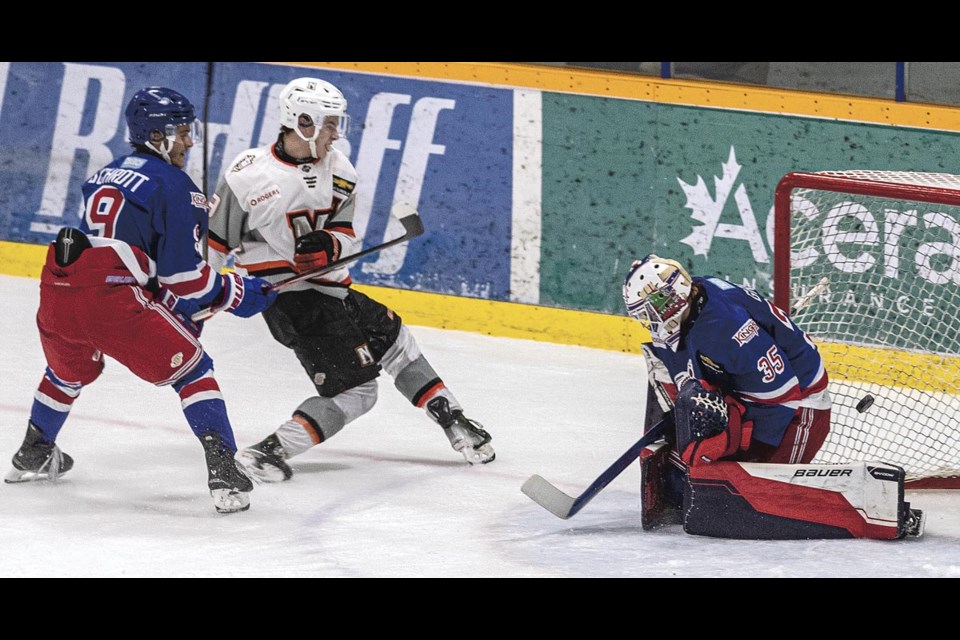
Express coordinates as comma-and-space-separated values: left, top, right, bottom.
623, 255, 692, 351
279, 77, 350, 159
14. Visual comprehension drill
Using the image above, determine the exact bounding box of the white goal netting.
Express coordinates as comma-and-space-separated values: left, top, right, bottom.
777, 170, 960, 485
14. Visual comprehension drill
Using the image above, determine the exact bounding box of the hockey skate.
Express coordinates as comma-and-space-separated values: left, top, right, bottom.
5, 421, 74, 483
236, 433, 293, 483
201, 433, 253, 514
427, 397, 495, 465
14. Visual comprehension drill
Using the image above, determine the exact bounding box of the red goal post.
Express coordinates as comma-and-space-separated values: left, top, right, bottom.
774, 170, 960, 488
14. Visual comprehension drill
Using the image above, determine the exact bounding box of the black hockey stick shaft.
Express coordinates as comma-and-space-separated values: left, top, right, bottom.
192, 209, 423, 322
521, 417, 670, 520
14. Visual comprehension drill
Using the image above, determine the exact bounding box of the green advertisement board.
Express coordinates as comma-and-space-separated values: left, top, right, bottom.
539, 93, 960, 315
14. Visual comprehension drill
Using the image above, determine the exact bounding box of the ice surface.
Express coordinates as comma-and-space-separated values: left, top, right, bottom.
1, 274, 958, 577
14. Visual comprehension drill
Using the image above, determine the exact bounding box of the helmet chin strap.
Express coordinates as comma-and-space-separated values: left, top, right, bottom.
295, 126, 322, 159
147, 138, 174, 164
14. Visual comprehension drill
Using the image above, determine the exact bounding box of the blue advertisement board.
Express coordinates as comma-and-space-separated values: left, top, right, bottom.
0, 62, 514, 298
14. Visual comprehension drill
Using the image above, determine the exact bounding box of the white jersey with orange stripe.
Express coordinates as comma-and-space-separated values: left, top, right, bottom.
206, 142, 360, 297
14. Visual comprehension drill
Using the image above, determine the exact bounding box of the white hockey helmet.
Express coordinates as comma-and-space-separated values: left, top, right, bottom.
622, 255, 693, 351
278, 77, 350, 158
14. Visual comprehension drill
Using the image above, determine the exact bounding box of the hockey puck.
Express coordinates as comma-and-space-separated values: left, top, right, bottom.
856, 395, 875, 413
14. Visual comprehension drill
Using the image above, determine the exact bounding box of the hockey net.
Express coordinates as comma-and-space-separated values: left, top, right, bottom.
774, 170, 960, 488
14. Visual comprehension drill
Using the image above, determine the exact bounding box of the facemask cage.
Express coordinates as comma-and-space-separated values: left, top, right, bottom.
623, 255, 692, 350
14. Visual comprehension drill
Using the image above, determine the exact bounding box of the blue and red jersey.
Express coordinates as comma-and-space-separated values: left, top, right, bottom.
79, 151, 221, 305
652, 277, 830, 447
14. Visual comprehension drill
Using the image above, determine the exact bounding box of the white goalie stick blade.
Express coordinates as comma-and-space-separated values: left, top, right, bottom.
522, 418, 669, 520
521, 475, 578, 519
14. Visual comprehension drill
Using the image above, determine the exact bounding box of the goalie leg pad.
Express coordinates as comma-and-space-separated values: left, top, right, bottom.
640, 441, 685, 530
682, 460, 916, 540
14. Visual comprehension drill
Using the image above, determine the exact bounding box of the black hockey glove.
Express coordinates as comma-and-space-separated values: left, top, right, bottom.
294, 230, 341, 274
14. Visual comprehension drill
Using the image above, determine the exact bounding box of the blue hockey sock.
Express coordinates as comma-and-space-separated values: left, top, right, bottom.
172, 354, 238, 452
29, 367, 81, 441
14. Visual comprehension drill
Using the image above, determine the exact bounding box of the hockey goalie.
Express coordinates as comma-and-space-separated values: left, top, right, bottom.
622, 255, 925, 540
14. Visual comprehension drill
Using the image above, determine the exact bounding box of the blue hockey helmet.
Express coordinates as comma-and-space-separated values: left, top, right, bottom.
125, 87, 200, 145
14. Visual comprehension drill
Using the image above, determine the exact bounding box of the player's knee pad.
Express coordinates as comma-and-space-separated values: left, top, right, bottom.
293, 380, 377, 442
682, 460, 915, 540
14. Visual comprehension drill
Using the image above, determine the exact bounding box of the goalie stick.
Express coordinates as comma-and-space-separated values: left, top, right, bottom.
192, 204, 424, 322
521, 417, 670, 520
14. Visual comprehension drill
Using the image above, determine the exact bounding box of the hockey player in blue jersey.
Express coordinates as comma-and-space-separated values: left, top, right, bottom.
624, 255, 831, 466
623, 255, 923, 539
6, 87, 276, 514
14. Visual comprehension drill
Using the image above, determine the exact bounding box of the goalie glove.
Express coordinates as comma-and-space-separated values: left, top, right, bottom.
294, 229, 341, 274
675, 379, 753, 466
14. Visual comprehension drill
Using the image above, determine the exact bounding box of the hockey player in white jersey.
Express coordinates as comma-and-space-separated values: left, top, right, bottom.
207, 77, 494, 481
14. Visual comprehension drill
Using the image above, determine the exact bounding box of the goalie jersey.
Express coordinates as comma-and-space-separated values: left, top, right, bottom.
651, 277, 830, 447
206, 143, 360, 297
79, 151, 221, 304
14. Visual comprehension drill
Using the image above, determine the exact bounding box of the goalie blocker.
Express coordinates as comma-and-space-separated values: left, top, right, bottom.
640, 451, 926, 539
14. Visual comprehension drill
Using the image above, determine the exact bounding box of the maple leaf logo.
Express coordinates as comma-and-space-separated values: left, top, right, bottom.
678, 147, 742, 257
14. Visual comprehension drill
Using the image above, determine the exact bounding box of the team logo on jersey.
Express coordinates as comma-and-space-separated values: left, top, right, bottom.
121, 157, 147, 169
733, 319, 760, 346
190, 192, 208, 210
333, 175, 356, 196
171, 352, 183, 368
697, 352, 724, 374
250, 188, 281, 207
355, 344, 375, 367
313, 373, 326, 386
232, 155, 256, 172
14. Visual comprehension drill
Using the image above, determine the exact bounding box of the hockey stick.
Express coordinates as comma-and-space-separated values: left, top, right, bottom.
521, 417, 670, 520
192, 204, 424, 321
270, 204, 423, 293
